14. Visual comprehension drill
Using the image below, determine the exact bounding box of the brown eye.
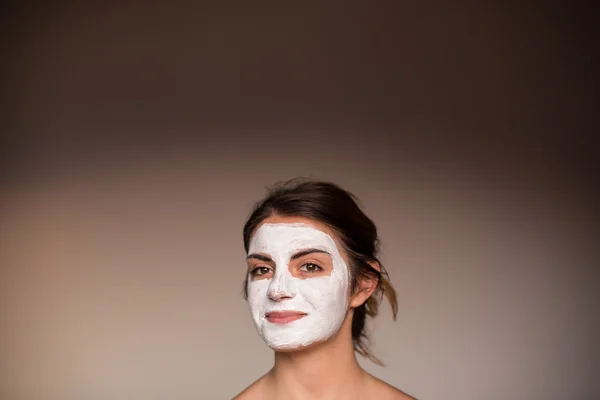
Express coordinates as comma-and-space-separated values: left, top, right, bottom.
299, 263, 322, 273
252, 266, 272, 276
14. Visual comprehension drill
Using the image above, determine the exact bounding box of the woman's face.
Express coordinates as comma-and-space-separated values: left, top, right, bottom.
245, 216, 351, 350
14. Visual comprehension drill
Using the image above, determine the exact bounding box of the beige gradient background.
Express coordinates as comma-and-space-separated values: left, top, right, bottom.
1, 3, 598, 400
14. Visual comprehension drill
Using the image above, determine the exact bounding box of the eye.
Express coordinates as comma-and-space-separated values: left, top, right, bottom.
299, 263, 322, 273
250, 266, 273, 277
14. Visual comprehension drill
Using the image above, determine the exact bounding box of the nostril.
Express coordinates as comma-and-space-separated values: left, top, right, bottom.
267, 276, 295, 301
268, 289, 294, 301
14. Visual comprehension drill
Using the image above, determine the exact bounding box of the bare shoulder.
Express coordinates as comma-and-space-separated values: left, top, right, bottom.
232, 374, 269, 400
366, 373, 418, 400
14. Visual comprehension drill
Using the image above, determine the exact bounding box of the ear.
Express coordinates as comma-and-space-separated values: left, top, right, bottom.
349, 261, 380, 308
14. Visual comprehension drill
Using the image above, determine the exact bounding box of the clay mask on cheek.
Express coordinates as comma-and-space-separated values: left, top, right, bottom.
246, 223, 350, 350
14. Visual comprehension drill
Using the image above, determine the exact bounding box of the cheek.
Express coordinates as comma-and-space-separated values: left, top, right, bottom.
247, 280, 269, 309
297, 276, 349, 308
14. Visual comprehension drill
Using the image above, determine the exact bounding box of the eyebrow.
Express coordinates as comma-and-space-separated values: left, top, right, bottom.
246, 248, 331, 262
246, 253, 273, 262
290, 248, 330, 260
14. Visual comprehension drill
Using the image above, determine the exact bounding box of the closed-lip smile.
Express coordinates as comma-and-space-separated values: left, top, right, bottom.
265, 310, 307, 324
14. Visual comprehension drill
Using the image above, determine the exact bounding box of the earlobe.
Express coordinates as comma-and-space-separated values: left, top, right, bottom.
349, 261, 380, 308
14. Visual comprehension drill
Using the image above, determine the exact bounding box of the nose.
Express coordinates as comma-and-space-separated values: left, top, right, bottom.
267, 272, 295, 302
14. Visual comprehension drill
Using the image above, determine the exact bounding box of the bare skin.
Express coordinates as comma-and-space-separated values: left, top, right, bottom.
234, 216, 417, 400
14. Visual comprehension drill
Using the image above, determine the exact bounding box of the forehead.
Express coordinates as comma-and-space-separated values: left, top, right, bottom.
249, 222, 336, 250
248, 215, 343, 251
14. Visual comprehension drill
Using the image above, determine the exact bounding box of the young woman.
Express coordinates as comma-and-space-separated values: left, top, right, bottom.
234, 179, 417, 400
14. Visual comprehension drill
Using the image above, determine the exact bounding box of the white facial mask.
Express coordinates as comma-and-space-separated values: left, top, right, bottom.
246, 222, 350, 350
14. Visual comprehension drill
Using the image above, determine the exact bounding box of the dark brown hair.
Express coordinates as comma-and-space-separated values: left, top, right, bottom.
242, 178, 398, 365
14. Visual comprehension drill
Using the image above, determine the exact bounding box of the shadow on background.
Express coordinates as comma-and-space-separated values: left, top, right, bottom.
1, 2, 598, 399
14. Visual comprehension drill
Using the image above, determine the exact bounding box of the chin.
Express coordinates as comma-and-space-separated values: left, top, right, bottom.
265, 338, 327, 352
270, 344, 305, 352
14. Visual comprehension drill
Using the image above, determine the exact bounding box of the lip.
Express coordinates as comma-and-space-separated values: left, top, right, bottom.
265, 310, 308, 325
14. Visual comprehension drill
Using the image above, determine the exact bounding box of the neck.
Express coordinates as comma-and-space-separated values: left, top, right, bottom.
267, 315, 366, 399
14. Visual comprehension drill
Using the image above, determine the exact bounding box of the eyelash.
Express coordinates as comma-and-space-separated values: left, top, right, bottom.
299, 262, 323, 273
250, 262, 323, 277
250, 266, 272, 277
